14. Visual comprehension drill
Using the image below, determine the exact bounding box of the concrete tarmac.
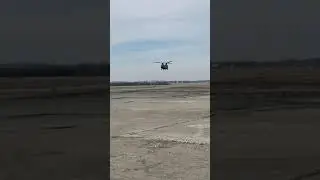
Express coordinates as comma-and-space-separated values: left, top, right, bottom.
213, 85, 320, 180
110, 84, 210, 180
4, 81, 320, 180
0, 95, 109, 180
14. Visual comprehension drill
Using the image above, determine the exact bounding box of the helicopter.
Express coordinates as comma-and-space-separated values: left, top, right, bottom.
154, 61, 172, 70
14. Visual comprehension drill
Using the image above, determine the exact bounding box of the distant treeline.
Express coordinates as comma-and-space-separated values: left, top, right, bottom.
111, 81, 171, 86
0, 63, 109, 77
214, 58, 320, 68
111, 80, 209, 86
2, 58, 320, 77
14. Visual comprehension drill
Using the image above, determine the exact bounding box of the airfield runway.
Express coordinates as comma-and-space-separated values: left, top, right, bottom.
110, 83, 210, 180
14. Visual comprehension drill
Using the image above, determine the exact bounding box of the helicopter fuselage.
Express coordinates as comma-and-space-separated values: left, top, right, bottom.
161, 63, 168, 70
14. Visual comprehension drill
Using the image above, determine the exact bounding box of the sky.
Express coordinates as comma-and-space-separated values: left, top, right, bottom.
213, 0, 320, 62
110, 0, 210, 81
0, 0, 107, 64
2, 0, 320, 80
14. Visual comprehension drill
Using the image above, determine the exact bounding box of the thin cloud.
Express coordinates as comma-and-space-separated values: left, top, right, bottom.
111, 39, 190, 54
110, 0, 210, 81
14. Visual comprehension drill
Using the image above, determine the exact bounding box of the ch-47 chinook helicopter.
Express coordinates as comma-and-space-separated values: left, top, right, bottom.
154, 61, 172, 70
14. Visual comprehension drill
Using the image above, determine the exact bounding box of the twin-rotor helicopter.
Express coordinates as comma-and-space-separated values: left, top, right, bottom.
154, 61, 173, 70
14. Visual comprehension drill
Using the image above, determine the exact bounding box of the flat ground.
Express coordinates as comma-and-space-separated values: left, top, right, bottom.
4, 74, 320, 180
0, 78, 109, 180
212, 68, 320, 180
110, 83, 210, 180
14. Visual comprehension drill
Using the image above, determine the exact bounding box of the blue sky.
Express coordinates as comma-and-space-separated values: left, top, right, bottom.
110, 0, 210, 81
